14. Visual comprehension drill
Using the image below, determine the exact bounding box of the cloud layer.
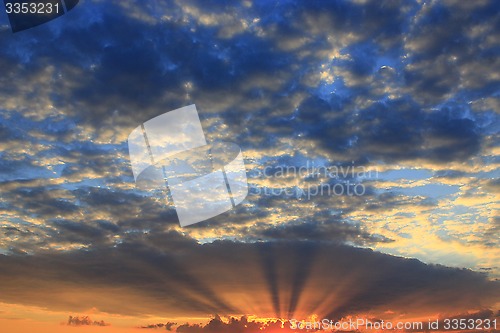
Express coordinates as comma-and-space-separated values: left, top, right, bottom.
0, 0, 498, 326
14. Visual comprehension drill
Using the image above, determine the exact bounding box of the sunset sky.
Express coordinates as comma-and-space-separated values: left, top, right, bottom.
0, 0, 499, 332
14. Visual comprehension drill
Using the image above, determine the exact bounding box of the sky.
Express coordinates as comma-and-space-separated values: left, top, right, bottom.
0, 0, 499, 332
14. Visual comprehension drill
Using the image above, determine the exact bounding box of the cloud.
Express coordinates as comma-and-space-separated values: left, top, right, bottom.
67, 315, 110, 326
403, 0, 500, 103
0, 236, 498, 319
175, 315, 294, 333
141, 322, 177, 330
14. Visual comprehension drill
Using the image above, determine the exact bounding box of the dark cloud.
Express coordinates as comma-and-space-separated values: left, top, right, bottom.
141, 321, 177, 330
17, 188, 78, 216
320, 98, 482, 163
403, 0, 500, 103
0, 236, 497, 318
175, 315, 295, 333
67, 315, 110, 326
255, 219, 392, 245
0, 0, 495, 170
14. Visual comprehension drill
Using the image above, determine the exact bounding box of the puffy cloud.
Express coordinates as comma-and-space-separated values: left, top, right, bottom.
175, 315, 294, 333
141, 321, 177, 330
67, 315, 110, 326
